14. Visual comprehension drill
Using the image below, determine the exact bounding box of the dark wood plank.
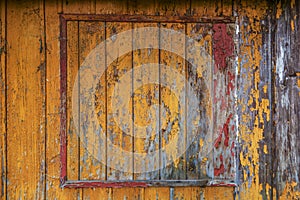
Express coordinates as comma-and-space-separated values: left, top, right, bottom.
186, 23, 213, 179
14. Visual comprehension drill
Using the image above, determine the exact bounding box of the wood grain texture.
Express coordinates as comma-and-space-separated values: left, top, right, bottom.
77, 17, 108, 200
212, 23, 236, 180
79, 21, 106, 181
112, 187, 144, 200
156, 0, 190, 16
6, 0, 45, 199
173, 187, 203, 200
204, 187, 234, 199
159, 23, 186, 180
132, 22, 160, 180
144, 187, 170, 200
66, 20, 79, 181
275, 77, 300, 194
45, 2, 80, 199
106, 22, 133, 180
238, 1, 274, 199
127, 0, 157, 15
63, 0, 93, 14
3, 0, 300, 199
191, 0, 220, 17
95, 0, 128, 14
0, 0, 6, 198
186, 23, 213, 179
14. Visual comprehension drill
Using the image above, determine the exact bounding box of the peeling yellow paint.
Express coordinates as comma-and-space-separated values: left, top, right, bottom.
239, 2, 274, 199
291, 0, 295, 8
280, 182, 300, 200
263, 145, 268, 154
291, 19, 295, 31
276, 1, 282, 19
263, 85, 267, 93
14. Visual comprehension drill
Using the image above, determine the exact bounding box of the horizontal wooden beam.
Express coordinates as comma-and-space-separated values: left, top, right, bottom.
62, 179, 236, 188
60, 14, 235, 23
62, 179, 211, 188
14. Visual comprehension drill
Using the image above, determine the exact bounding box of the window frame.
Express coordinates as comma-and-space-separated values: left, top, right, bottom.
59, 14, 236, 188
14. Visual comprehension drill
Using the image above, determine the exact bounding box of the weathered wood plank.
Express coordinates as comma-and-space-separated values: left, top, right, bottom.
212, 23, 236, 180
79, 21, 106, 181
45, 2, 80, 199
127, 0, 157, 15
275, 0, 300, 76
204, 186, 234, 199
132, 23, 160, 180
6, 0, 45, 198
156, 0, 190, 16
222, 0, 233, 17
66, 20, 80, 182
82, 188, 112, 200
112, 188, 144, 200
144, 187, 169, 200
159, 23, 186, 180
238, 1, 273, 199
106, 22, 133, 180
186, 23, 213, 179
0, 0, 6, 198
173, 187, 204, 200
191, 0, 220, 17
62, 0, 93, 14
275, 77, 300, 195
257, 10, 274, 199
95, 0, 128, 14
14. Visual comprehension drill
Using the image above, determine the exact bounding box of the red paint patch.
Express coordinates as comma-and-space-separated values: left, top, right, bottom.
214, 114, 233, 148
213, 24, 234, 71
227, 71, 235, 95
223, 114, 233, 147
214, 155, 225, 176
231, 141, 235, 156
214, 133, 222, 148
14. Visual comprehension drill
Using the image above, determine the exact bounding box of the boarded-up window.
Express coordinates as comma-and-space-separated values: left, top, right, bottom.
60, 14, 236, 187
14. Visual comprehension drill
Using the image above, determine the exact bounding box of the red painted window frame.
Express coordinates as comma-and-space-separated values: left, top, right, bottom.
59, 14, 236, 188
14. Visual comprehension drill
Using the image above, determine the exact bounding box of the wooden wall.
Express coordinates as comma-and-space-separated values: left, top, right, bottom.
0, 0, 299, 199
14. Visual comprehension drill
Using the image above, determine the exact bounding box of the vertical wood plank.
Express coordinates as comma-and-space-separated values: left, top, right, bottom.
63, 0, 93, 14
275, 77, 300, 193
45, 1, 80, 199
66, 20, 80, 182
144, 187, 170, 200
186, 23, 213, 179
79, 21, 106, 181
204, 187, 234, 199
222, 0, 233, 17
6, 0, 45, 199
95, 0, 128, 14
127, 0, 157, 15
156, 0, 190, 16
0, 0, 6, 198
238, 1, 272, 199
78, 20, 111, 200
212, 23, 236, 180
106, 22, 133, 180
112, 188, 144, 200
191, 0, 220, 17
132, 22, 160, 180
83, 188, 112, 200
174, 187, 204, 200
160, 23, 186, 180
